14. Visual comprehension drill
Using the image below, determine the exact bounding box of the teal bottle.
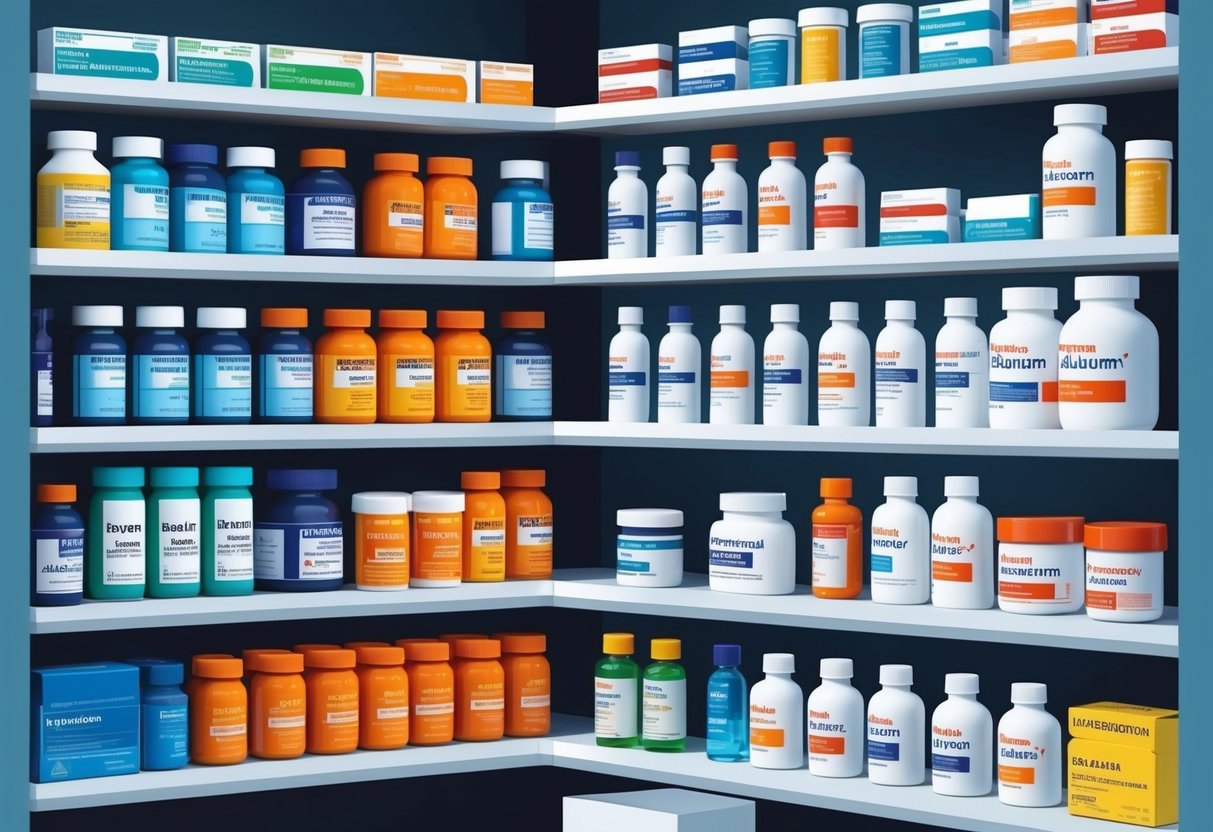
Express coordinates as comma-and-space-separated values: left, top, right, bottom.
146, 467, 201, 598
706, 643, 749, 761
111, 136, 169, 251
201, 466, 254, 596
87, 467, 146, 600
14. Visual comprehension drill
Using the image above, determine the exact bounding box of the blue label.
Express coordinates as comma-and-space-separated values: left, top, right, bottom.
32, 528, 84, 597
749, 39, 790, 88
259, 353, 313, 418
678, 42, 746, 63
935, 371, 970, 389
702, 210, 743, 227
143, 703, 188, 770
861, 24, 903, 78
174, 187, 228, 252
73, 354, 126, 419
871, 554, 894, 573
134, 354, 190, 420
233, 193, 285, 254
119, 184, 169, 249
616, 559, 651, 573
918, 11, 1001, 36
37, 703, 139, 781
618, 538, 683, 551
868, 740, 901, 761
254, 521, 344, 581
932, 752, 971, 773
194, 354, 252, 419
918, 46, 996, 73
608, 215, 645, 230
964, 217, 1040, 242
658, 372, 696, 384
656, 209, 698, 224
875, 368, 919, 383
33, 350, 53, 419
880, 230, 954, 245
763, 369, 803, 384
496, 354, 553, 418
990, 381, 1041, 403
679, 75, 739, 95
710, 548, 753, 568
609, 371, 647, 386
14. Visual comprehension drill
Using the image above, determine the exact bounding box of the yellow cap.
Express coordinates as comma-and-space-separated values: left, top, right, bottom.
651, 638, 681, 661
602, 632, 634, 655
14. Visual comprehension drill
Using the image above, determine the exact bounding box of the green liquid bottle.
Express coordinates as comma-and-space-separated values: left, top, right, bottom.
201, 466, 254, 596
595, 632, 640, 748
146, 467, 201, 598
642, 637, 687, 752
87, 466, 146, 600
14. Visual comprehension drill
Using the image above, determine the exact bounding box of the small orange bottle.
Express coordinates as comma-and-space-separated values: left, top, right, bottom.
304, 648, 360, 754
189, 656, 248, 765
424, 156, 477, 259
354, 645, 409, 750
411, 491, 465, 587
461, 471, 507, 582
377, 309, 435, 423
501, 469, 553, 579
496, 633, 551, 737
435, 310, 491, 423
315, 308, 377, 424
249, 651, 307, 760
811, 477, 864, 599
353, 490, 411, 590
406, 641, 455, 746
454, 638, 505, 741
363, 153, 424, 258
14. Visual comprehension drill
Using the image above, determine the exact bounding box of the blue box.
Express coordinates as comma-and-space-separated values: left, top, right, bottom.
964, 194, 1042, 242
32, 662, 140, 782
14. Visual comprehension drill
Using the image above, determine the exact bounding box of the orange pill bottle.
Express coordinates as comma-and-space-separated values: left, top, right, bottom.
811, 477, 864, 599
353, 491, 411, 590
439, 633, 487, 673
411, 490, 465, 587
315, 308, 377, 424
363, 153, 424, 258
242, 648, 290, 685
497, 633, 551, 737
461, 471, 507, 582
184, 653, 234, 698
424, 156, 477, 260
377, 309, 435, 423
189, 656, 248, 765
354, 645, 409, 750
435, 310, 491, 422
406, 641, 455, 746
249, 651, 307, 760
502, 469, 553, 578
454, 639, 505, 741
304, 648, 360, 754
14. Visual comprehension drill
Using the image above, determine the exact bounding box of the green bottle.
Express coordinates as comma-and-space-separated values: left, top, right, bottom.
201, 466, 254, 596
595, 632, 640, 748
642, 637, 687, 752
146, 467, 201, 598
87, 466, 146, 600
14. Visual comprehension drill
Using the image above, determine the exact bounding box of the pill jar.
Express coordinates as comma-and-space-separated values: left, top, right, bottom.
1124, 140, 1173, 237
146, 466, 202, 599
364, 152, 424, 257
111, 136, 169, 251
502, 469, 553, 579
352, 491, 411, 590
242, 648, 290, 684
709, 492, 796, 595
128, 658, 188, 771
497, 632, 551, 737
748, 18, 797, 89
87, 466, 146, 600
288, 148, 356, 256
461, 471, 507, 582
996, 516, 1085, 615
495, 311, 552, 420
189, 656, 247, 765
132, 305, 190, 425
406, 640, 455, 746
798, 7, 849, 84
201, 466, 254, 596
1084, 521, 1167, 623
491, 159, 554, 261
425, 156, 478, 259
249, 651, 306, 760
193, 307, 252, 424
184, 653, 235, 699
257, 307, 313, 423
226, 146, 285, 255
31, 483, 84, 607
856, 4, 913, 78
315, 308, 377, 424
454, 639, 505, 742
441, 633, 487, 669
167, 143, 227, 253
354, 645, 409, 750
435, 310, 492, 422
254, 468, 343, 591
37, 129, 109, 249
72, 305, 127, 426
616, 508, 684, 587
377, 309, 435, 423
304, 649, 359, 754
411, 490, 465, 587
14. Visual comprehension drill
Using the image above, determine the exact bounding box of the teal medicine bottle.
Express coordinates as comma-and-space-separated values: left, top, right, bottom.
491, 160, 554, 261
167, 143, 227, 253
193, 307, 252, 424
706, 643, 749, 761
127, 658, 189, 771
147, 467, 201, 598
111, 136, 169, 251
642, 638, 687, 752
595, 632, 640, 748
72, 305, 127, 426
227, 146, 285, 255
201, 466, 255, 596
87, 466, 146, 600
132, 305, 190, 424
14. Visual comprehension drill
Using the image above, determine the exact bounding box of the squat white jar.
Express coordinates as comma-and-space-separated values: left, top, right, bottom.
1084, 521, 1167, 623
709, 492, 796, 595
616, 508, 685, 588
996, 516, 1085, 615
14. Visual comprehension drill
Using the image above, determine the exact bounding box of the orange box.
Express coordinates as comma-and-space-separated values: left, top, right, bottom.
374, 52, 475, 103
478, 61, 533, 106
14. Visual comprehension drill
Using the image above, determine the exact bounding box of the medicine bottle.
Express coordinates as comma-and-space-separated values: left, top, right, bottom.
288, 148, 356, 256
184, 653, 235, 700
354, 646, 409, 750
254, 468, 343, 592
111, 136, 169, 252
608, 306, 650, 422
857, 4, 913, 78
798, 7, 849, 83
616, 508, 684, 588
709, 492, 796, 595
249, 651, 306, 760
435, 310, 492, 422
989, 287, 1062, 430
498, 633, 551, 737
226, 146, 285, 255
710, 304, 756, 425
31, 307, 53, 427
1043, 104, 1116, 239
867, 663, 925, 786
931, 673, 993, 796
875, 300, 925, 427
595, 632, 640, 747
87, 466, 146, 600
1084, 521, 1167, 623
807, 657, 865, 777
454, 639, 506, 741
814, 137, 866, 250
201, 466, 254, 596
378, 309, 435, 423
363, 152, 424, 258
749, 652, 802, 769
701, 144, 748, 255
441, 633, 487, 671
870, 476, 930, 605
243, 649, 291, 685
608, 151, 648, 259
706, 643, 748, 762
193, 307, 252, 424
934, 297, 988, 429
72, 305, 127, 426
461, 471, 506, 582
654, 146, 697, 258
36, 129, 109, 250
352, 491, 411, 590
997, 683, 1061, 807
757, 141, 807, 252
406, 641, 455, 746
996, 516, 1085, 614
315, 308, 377, 424
818, 301, 871, 427
167, 143, 227, 253
304, 649, 359, 754
425, 156, 478, 259
31, 483, 84, 606
128, 658, 188, 771
811, 478, 863, 599
495, 311, 552, 420
132, 305, 190, 425
748, 18, 796, 88
257, 307, 313, 423
642, 638, 686, 752
502, 469, 553, 579
411, 490, 464, 587
146, 466, 201, 599
1124, 140, 1173, 236
762, 303, 810, 426
492, 159, 554, 261
189, 656, 247, 765
930, 476, 994, 610
656, 305, 701, 424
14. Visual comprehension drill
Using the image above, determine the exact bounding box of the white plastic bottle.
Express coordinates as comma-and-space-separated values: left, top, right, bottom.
1043, 104, 1117, 240
749, 653, 804, 770
701, 144, 748, 255
608, 151, 648, 259
807, 657, 865, 778
998, 683, 1062, 807
654, 146, 697, 257
1058, 275, 1159, 430
875, 300, 926, 428
710, 305, 755, 425
870, 476, 930, 605
762, 304, 810, 426
818, 302, 871, 427
931, 673, 993, 797
989, 287, 1063, 430
709, 492, 797, 596
867, 664, 925, 786
930, 476, 994, 610
813, 137, 866, 250
757, 141, 807, 252
934, 298, 988, 428
608, 306, 649, 422
657, 305, 701, 424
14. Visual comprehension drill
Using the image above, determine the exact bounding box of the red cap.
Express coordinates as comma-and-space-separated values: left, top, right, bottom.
501, 469, 545, 488
997, 517, 1085, 544
1084, 522, 1167, 552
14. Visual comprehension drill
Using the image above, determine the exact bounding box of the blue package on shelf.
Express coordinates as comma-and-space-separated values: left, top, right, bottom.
32, 661, 140, 782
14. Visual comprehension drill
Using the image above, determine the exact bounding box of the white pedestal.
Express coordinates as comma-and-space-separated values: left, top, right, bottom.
563, 788, 756, 831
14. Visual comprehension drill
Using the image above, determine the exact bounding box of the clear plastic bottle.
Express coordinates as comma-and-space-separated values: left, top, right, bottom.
706, 643, 749, 762
654, 146, 697, 257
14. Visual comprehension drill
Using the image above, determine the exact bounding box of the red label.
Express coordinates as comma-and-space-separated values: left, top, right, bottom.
1094, 30, 1168, 54
599, 86, 660, 103
814, 205, 859, 228
1091, 0, 1168, 20
1085, 589, 1119, 610
598, 58, 672, 76
933, 561, 974, 582
809, 734, 845, 754
880, 203, 948, 218
1000, 581, 1057, 600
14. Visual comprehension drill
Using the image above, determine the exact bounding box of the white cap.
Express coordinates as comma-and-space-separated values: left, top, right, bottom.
662, 146, 690, 167
944, 476, 980, 498
1074, 275, 1140, 301
411, 490, 466, 513
798, 7, 849, 28
135, 306, 185, 328
856, 4, 914, 24
1125, 140, 1173, 161
944, 297, 978, 318
227, 146, 276, 169
880, 664, 913, 686
48, 130, 97, 151
719, 305, 746, 325
618, 306, 644, 326
1002, 287, 1058, 312
820, 658, 853, 679
885, 300, 916, 321
113, 136, 163, 159
945, 673, 980, 695
749, 17, 796, 37
617, 508, 684, 528
720, 492, 787, 513
352, 491, 412, 515
196, 307, 247, 329
72, 305, 123, 327
1011, 682, 1048, 705
1055, 103, 1107, 127
830, 301, 859, 322
763, 653, 796, 674
500, 159, 546, 181
770, 303, 800, 324
883, 476, 918, 498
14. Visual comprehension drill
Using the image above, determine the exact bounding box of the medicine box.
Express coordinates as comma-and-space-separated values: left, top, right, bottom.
880, 214, 962, 245
563, 789, 756, 832
1009, 23, 1090, 61
918, 1, 1005, 72
881, 187, 963, 217
678, 25, 748, 95
1090, 0, 1178, 19
965, 194, 1042, 241
38, 27, 168, 82
478, 61, 534, 106
32, 662, 140, 783
1092, 12, 1178, 53
1009, 0, 1087, 30
598, 44, 673, 103
264, 44, 370, 95
170, 37, 260, 87
374, 53, 476, 103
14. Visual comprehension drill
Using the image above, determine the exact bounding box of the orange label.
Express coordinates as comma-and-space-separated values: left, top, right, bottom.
880, 203, 948, 218
1042, 381, 1059, 403
818, 372, 856, 389
36, 172, 111, 249
813, 524, 847, 540
1085, 588, 1119, 610
1094, 30, 1168, 54
307, 677, 359, 754
1000, 580, 1058, 600
1125, 160, 1170, 235
359, 667, 409, 750
479, 78, 533, 106
439, 354, 491, 419
413, 511, 463, 582
356, 513, 409, 587
1010, 8, 1079, 29
814, 205, 859, 228
1058, 379, 1127, 403
465, 516, 506, 581
318, 354, 377, 421
599, 85, 661, 102
599, 58, 672, 76
933, 561, 974, 582
751, 727, 786, 748
999, 764, 1037, 785
711, 370, 750, 389
801, 27, 841, 83
386, 354, 435, 418
408, 667, 455, 745
375, 70, 469, 102
1043, 187, 1097, 207
809, 734, 845, 755
1010, 38, 1080, 63
758, 204, 791, 226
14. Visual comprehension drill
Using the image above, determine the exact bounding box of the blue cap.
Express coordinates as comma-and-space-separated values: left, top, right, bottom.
93, 466, 145, 489
126, 658, 184, 687
615, 150, 641, 168
669, 305, 692, 324
714, 644, 741, 666
267, 469, 338, 491
166, 143, 219, 166
204, 466, 253, 488
150, 466, 199, 489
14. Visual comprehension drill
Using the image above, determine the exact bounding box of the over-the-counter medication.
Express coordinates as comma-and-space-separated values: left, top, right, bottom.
875, 300, 926, 427
352, 491, 411, 591
111, 136, 168, 252
867, 664, 925, 785
190, 656, 248, 765
642, 638, 686, 752
265, 44, 370, 95
858, 4, 913, 77
478, 60, 534, 105
73, 305, 126, 425
871, 477, 931, 604
254, 468, 343, 592
814, 137, 866, 250
657, 305, 701, 424
258, 307, 313, 423
32, 308, 53, 427
918, 0, 1004, 72
411, 490, 464, 588
38, 27, 167, 81
1125, 139, 1173, 237
32, 662, 139, 782
87, 466, 145, 600
749, 653, 802, 769
799, 7, 849, 83
1009, 0, 1087, 29
146, 466, 202, 598
812, 478, 863, 599
315, 308, 377, 425
201, 466, 254, 596
378, 309, 434, 423
353, 646, 408, 750
598, 44, 673, 103
1091, 3, 1179, 55
748, 19, 795, 88
997, 516, 1085, 614
426, 156, 478, 259
808, 658, 865, 777
373, 52, 474, 102
709, 492, 796, 595
701, 144, 748, 255
249, 651, 306, 759
710, 305, 756, 424
171, 37, 259, 86
455, 640, 505, 742
678, 25, 749, 95
128, 659, 188, 771
608, 306, 650, 422
435, 309, 491, 422
999, 683, 1062, 806
757, 141, 807, 252
502, 468, 553, 579
964, 194, 1042, 242
616, 508, 684, 588
880, 187, 962, 246
1084, 521, 1167, 623
167, 143, 227, 254
596, 633, 640, 747
706, 643, 749, 762
1009, 23, 1090, 63
608, 151, 648, 259
762, 304, 809, 426
193, 307, 251, 424
226, 146, 284, 255
495, 310, 552, 420
1043, 103, 1116, 239
934, 297, 988, 428
492, 160, 553, 261
37, 130, 110, 250
931, 476, 994, 609
31, 484, 84, 606
818, 301, 871, 427
289, 148, 356, 256
132, 305, 189, 425
364, 153, 423, 258
405, 641, 455, 746
989, 287, 1062, 429
304, 649, 359, 754
654, 146, 697, 257
931, 673, 993, 796
497, 633, 550, 737
462, 471, 507, 582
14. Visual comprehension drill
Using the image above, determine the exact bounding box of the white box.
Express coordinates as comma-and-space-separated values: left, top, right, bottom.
170, 37, 260, 87
373, 53, 475, 102
38, 27, 167, 81
1009, 22, 1090, 60
598, 44, 673, 103
1092, 12, 1178, 53
881, 187, 963, 216
264, 44, 371, 95
678, 25, 748, 94
1009, 0, 1087, 30
678, 59, 749, 95
563, 789, 755, 832
477, 60, 533, 105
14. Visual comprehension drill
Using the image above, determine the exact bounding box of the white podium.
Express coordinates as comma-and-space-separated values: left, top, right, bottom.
563, 788, 756, 831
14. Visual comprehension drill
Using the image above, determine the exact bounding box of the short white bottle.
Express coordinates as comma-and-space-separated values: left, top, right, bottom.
749, 652, 804, 770
934, 298, 989, 429
867, 664, 925, 786
607, 150, 648, 259
654, 146, 698, 258
701, 144, 748, 255
710, 305, 756, 425
817, 302, 871, 427
997, 683, 1062, 808
762, 304, 810, 426
931, 673, 993, 797
989, 287, 1063, 430
1043, 104, 1117, 240
930, 476, 994, 610
807, 657, 865, 778
709, 492, 797, 596
870, 476, 930, 605
875, 300, 926, 428
813, 137, 866, 250
607, 306, 649, 422
656, 305, 701, 424
757, 141, 807, 252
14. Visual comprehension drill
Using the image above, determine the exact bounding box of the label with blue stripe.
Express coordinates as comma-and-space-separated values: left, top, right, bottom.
918, 46, 996, 72
875, 368, 919, 384
935, 372, 970, 389
678, 42, 747, 63
710, 549, 753, 568
658, 372, 696, 384
749, 39, 790, 88
990, 381, 1040, 403
619, 537, 682, 550
871, 554, 894, 573
868, 740, 900, 761
964, 217, 1040, 242
932, 753, 972, 773
703, 210, 743, 227
678, 75, 739, 95
763, 369, 803, 384
880, 230, 954, 246
656, 210, 698, 224
616, 559, 651, 573
608, 215, 645, 230
918, 11, 1000, 36
609, 372, 647, 387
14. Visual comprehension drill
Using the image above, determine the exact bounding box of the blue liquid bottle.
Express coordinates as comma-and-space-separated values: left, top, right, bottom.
126, 659, 189, 771
227, 146, 285, 255
193, 307, 252, 424
706, 643, 749, 762
257, 307, 313, 423
254, 469, 343, 592
111, 136, 169, 251
32, 307, 53, 426
132, 305, 190, 424
491, 160, 554, 261
72, 305, 127, 425
495, 310, 552, 420
287, 148, 356, 256
31, 483, 84, 606
167, 143, 227, 253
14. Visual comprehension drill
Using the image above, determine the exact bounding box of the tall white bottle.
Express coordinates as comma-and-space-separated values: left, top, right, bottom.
934, 297, 989, 428
654, 146, 698, 257
931, 476, 995, 610
989, 288, 1063, 430
607, 306, 649, 422
749, 653, 804, 770
931, 673, 993, 797
998, 683, 1062, 807
762, 303, 810, 426
875, 300, 926, 427
701, 144, 748, 255
607, 151, 648, 259
870, 476, 931, 605
657, 304, 701, 424
867, 664, 925, 786
1043, 104, 1117, 240
807, 657, 865, 778
710, 305, 755, 425
817, 301, 871, 427
757, 141, 807, 252
813, 137, 866, 250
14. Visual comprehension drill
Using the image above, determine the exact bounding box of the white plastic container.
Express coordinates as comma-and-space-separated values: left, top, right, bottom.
762, 304, 810, 426
870, 476, 931, 605
748, 18, 797, 89
654, 146, 698, 257
616, 509, 685, 588
608, 151, 648, 258
798, 7, 849, 84
608, 306, 650, 422
1043, 103, 1116, 239
1124, 139, 1174, 236
701, 144, 748, 255
997, 516, 1085, 614
1058, 275, 1159, 431
931, 476, 994, 610
934, 298, 989, 428
351, 491, 412, 590
931, 673, 993, 797
709, 493, 796, 595
813, 137, 866, 250
749, 653, 804, 770
867, 664, 925, 786
989, 287, 1063, 430
710, 305, 755, 425
807, 658, 865, 778
1084, 521, 1167, 623
757, 141, 807, 252
997, 683, 1062, 807
818, 302, 872, 427
857, 4, 913, 78
409, 490, 464, 588
875, 300, 926, 428
37, 130, 111, 250
657, 305, 701, 424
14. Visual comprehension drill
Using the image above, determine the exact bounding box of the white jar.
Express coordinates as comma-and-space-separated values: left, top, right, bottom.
870, 476, 930, 605
934, 297, 989, 429
750, 653, 805, 770
931, 673, 993, 797
1124, 139, 1173, 236
813, 137, 866, 250
607, 150, 648, 258
616, 508, 685, 588
807, 657, 865, 778
701, 144, 748, 255
608, 306, 650, 422
762, 304, 810, 426
931, 476, 994, 610
709, 492, 796, 595
748, 18, 797, 89
37, 130, 111, 249
818, 301, 871, 427
1058, 275, 1159, 431
989, 287, 1062, 430
654, 146, 697, 258
757, 141, 807, 252
657, 305, 701, 424
857, 4, 913, 78
875, 300, 925, 427
998, 683, 1062, 807
710, 305, 756, 425
409, 490, 464, 588
1084, 521, 1167, 623
997, 516, 1085, 615
867, 664, 925, 786
1043, 104, 1116, 240
798, 7, 849, 84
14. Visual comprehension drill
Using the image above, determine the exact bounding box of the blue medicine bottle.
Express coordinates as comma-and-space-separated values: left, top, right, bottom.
167, 143, 227, 253
132, 305, 190, 424
495, 310, 552, 420
32, 307, 53, 427
126, 658, 189, 771
257, 307, 313, 423
227, 146, 285, 255
706, 643, 749, 762
287, 148, 356, 256
491, 160, 554, 261
193, 307, 252, 424
254, 469, 343, 592
111, 136, 169, 251
72, 305, 127, 425
31, 483, 85, 606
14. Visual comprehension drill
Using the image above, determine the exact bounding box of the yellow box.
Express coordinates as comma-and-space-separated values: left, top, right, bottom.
478, 61, 533, 106
1070, 702, 1178, 753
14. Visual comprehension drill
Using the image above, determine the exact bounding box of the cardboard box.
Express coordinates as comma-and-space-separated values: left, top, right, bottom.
678, 25, 748, 94
374, 52, 475, 102
563, 789, 755, 832
881, 187, 963, 216
32, 662, 140, 783
478, 60, 533, 105
171, 37, 259, 87
38, 27, 167, 81
965, 194, 1042, 241
1090, 0, 1178, 20
880, 214, 962, 245
1010, 22, 1090, 61
264, 44, 371, 95
598, 44, 673, 103
1092, 12, 1178, 53
1009, 0, 1087, 30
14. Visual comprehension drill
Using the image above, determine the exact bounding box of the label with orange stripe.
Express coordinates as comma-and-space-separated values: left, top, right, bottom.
818, 372, 856, 389
999, 580, 1058, 600
1091, 0, 1168, 20
880, 203, 948, 218
758, 204, 791, 226
751, 727, 785, 748
1058, 380, 1126, 403
999, 764, 1037, 785
1010, 38, 1080, 63
814, 205, 859, 228
933, 561, 974, 582
1010, 8, 1080, 30
711, 370, 750, 389
1043, 186, 1097, 207
809, 734, 845, 754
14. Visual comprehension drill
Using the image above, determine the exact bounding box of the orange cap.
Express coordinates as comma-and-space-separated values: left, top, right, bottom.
824, 137, 853, 154
37, 484, 77, 503
769, 140, 797, 158
261, 307, 308, 328
461, 471, 501, 490
436, 310, 484, 330
396, 637, 438, 647
303, 648, 357, 669
501, 311, 545, 329
820, 478, 852, 499
710, 144, 739, 161
997, 516, 1085, 544
501, 469, 545, 488
193, 656, 243, 679
242, 648, 289, 672
427, 156, 473, 176
344, 641, 390, 649
374, 152, 419, 173
1084, 521, 1167, 552
379, 309, 427, 329
496, 633, 546, 654
440, 633, 486, 646
300, 148, 346, 168
406, 641, 450, 662
354, 645, 405, 666
323, 308, 371, 328
293, 643, 340, 655
255, 652, 305, 674
455, 638, 501, 659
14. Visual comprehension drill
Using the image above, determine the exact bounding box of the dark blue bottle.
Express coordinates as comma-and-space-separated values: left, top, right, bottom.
72, 305, 127, 425
257, 308, 313, 423
193, 307, 252, 424
126, 659, 189, 771
31, 484, 84, 606
706, 643, 749, 762
132, 305, 190, 425
495, 311, 552, 421
287, 148, 356, 256
254, 469, 343, 592
32, 307, 53, 427
167, 143, 227, 254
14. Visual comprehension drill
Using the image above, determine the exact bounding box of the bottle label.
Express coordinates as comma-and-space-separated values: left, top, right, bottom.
212, 497, 254, 582
812, 524, 851, 589
157, 498, 200, 584
388, 355, 434, 417
617, 535, 682, 577
818, 348, 861, 414
757, 186, 792, 237
809, 710, 849, 759
33, 528, 84, 595
135, 354, 190, 420
323, 355, 377, 416
933, 743, 972, 773
642, 678, 686, 741
260, 353, 314, 419
357, 514, 408, 587
999, 731, 1047, 789
254, 522, 343, 581
875, 360, 920, 415
195, 354, 252, 419
762, 354, 803, 411
931, 531, 978, 584
750, 708, 786, 749
516, 514, 553, 548
144, 703, 189, 767
710, 354, 750, 406
749, 38, 791, 88
802, 26, 843, 83
522, 201, 554, 250
36, 173, 110, 248
468, 518, 506, 580
1125, 160, 1169, 236
1043, 159, 1099, 220
860, 24, 903, 78
701, 185, 745, 251
388, 200, 424, 230
74, 353, 127, 420
607, 199, 645, 252
657, 353, 697, 416
496, 354, 552, 417
989, 343, 1058, 410
121, 183, 169, 248
935, 348, 987, 410
33, 351, 53, 418
302, 194, 356, 251
236, 193, 285, 254
102, 499, 145, 586
870, 525, 923, 591
1057, 341, 1129, 404
594, 676, 637, 738
443, 354, 491, 416
180, 187, 228, 252
706, 682, 736, 745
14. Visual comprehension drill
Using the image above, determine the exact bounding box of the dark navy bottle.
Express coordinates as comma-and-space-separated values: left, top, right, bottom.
287, 148, 356, 256
257, 308, 313, 423
126, 659, 189, 771
254, 469, 343, 592
31, 484, 84, 606
132, 305, 190, 425
167, 144, 227, 254
193, 307, 252, 424
32, 307, 53, 426
494, 310, 552, 421
72, 305, 127, 425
